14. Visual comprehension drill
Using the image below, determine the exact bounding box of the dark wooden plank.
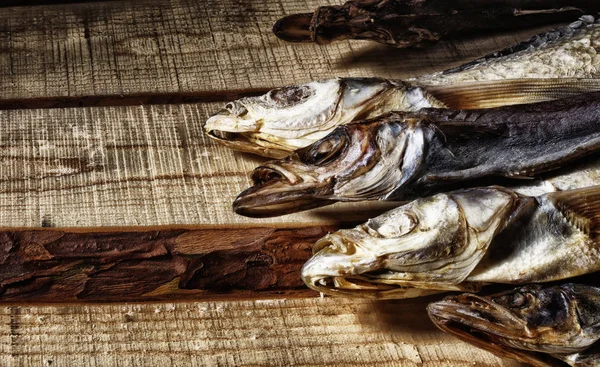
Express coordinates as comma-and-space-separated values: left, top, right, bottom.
0, 226, 335, 303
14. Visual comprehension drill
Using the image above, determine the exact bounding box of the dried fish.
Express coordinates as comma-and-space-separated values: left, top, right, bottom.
300, 185, 600, 300
428, 284, 600, 366
206, 17, 600, 157
273, 0, 600, 48
233, 93, 600, 217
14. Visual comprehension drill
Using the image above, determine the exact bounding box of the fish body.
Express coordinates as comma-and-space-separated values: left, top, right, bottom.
207, 17, 600, 157
428, 284, 600, 366
413, 14, 600, 85
234, 93, 600, 217
273, 0, 600, 48
205, 78, 441, 158
300, 185, 600, 300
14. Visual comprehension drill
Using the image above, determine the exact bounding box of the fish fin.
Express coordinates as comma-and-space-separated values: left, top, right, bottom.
424, 78, 600, 110
547, 185, 600, 239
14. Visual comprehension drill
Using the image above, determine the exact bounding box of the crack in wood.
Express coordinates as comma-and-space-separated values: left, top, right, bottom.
0, 89, 269, 111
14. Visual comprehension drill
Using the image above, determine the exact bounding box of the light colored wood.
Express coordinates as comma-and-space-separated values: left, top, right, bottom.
0, 0, 556, 102
0, 1, 564, 365
0, 297, 525, 366
0, 102, 398, 228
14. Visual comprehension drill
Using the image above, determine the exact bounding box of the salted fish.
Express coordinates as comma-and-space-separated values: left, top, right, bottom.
300, 185, 600, 300
206, 17, 600, 157
273, 0, 600, 48
233, 92, 600, 217
428, 284, 600, 366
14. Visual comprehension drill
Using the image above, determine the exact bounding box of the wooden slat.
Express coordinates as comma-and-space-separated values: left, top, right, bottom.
0, 102, 397, 228
0, 226, 333, 303
0, 297, 525, 366
0, 0, 557, 105
0, 1, 121, 8
0, 101, 396, 302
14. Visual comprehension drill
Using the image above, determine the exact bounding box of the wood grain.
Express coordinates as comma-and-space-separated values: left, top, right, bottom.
0, 102, 398, 228
0, 297, 526, 366
0, 1, 557, 365
0, 226, 336, 303
0, 0, 558, 106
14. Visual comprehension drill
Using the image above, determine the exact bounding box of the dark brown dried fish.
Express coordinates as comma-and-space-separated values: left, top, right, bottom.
428, 284, 600, 366
274, 0, 600, 47
234, 92, 600, 217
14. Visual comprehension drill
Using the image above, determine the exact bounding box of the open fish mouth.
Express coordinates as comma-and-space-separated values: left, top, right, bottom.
206, 129, 291, 158
232, 166, 336, 218
427, 298, 562, 367
427, 295, 564, 367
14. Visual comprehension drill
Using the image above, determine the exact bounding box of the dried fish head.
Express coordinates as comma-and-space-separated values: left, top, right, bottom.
428, 284, 600, 366
233, 113, 430, 217
300, 187, 517, 299
205, 78, 437, 158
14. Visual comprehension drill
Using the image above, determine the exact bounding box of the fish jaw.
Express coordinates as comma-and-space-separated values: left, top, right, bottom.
232, 164, 336, 218
427, 294, 564, 367
205, 78, 437, 158
301, 188, 517, 298
428, 284, 600, 366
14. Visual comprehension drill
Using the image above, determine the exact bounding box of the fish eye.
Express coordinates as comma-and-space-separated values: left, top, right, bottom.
224, 102, 248, 117
497, 292, 531, 309
267, 85, 314, 107
510, 293, 528, 308
368, 211, 418, 238
298, 132, 347, 166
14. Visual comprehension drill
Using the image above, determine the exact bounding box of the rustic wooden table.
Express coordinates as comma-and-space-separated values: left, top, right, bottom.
0, 0, 549, 365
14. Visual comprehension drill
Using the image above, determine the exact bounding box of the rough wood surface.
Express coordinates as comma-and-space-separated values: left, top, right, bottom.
0, 0, 556, 107
0, 226, 336, 303
0, 297, 525, 366
0, 0, 556, 365
0, 102, 397, 228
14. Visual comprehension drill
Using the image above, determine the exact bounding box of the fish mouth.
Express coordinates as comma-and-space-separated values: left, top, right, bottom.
427, 294, 530, 340
301, 235, 461, 300
301, 273, 442, 300
233, 166, 335, 218
206, 129, 289, 158
427, 296, 564, 367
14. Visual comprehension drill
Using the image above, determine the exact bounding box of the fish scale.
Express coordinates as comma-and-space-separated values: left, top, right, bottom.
207, 17, 600, 158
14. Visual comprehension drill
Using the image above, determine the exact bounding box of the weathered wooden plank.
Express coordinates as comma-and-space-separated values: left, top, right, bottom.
0, 298, 525, 366
0, 226, 333, 303
0, 0, 558, 105
0, 102, 396, 228
0, 101, 397, 302
1, 1, 121, 8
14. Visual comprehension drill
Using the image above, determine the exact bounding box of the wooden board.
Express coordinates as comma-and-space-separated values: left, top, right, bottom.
0, 0, 555, 107
0, 0, 561, 365
0, 297, 524, 366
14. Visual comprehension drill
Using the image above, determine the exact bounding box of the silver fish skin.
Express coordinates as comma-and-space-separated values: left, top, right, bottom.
206, 16, 600, 157
234, 93, 600, 217
427, 284, 600, 367
301, 185, 600, 300
205, 78, 442, 158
